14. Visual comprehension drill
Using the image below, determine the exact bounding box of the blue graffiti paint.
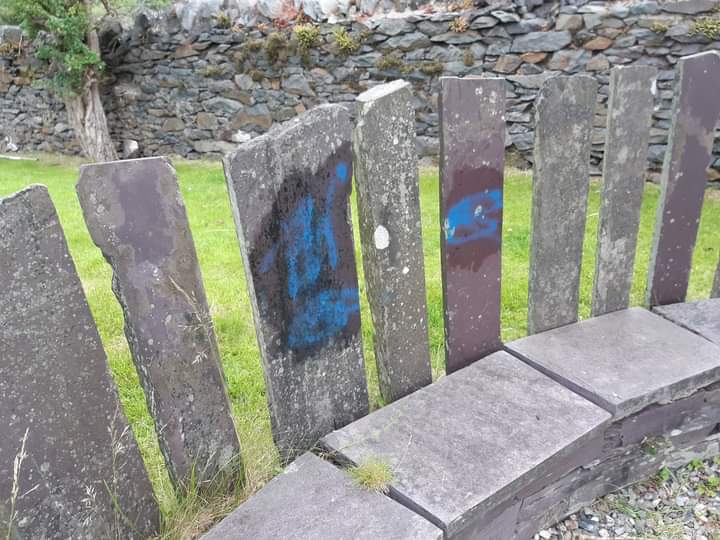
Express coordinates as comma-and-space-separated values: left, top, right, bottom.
288, 288, 359, 348
445, 189, 502, 246
258, 160, 359, 350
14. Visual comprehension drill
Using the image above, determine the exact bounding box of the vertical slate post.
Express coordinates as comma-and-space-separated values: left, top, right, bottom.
353, 80, 433, 402
439, 77, 506, 374
224, 105, 369, 462
646, 51, 720, 307
592, 66, 656, 317
712, 258, 720, 299
528, 75, 598, 335
0, 186, 159, 540
77, 157, 242, 487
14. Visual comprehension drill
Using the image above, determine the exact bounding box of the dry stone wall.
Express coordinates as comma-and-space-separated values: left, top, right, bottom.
1, 0, 719, 174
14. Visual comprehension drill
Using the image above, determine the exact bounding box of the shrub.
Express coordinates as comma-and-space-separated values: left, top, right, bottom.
689, 17, 720, 39
449, 16, 469, 33
294, 23, 320, 52
266, 31, 288, 64
215, 11, 232, 29
332, 26, 359, 55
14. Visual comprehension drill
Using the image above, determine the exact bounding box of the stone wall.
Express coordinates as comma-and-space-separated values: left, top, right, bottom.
1, 0, 719, 173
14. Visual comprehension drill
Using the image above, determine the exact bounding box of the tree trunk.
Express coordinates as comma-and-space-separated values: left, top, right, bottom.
65, 81, 118, 162
65, 0, 118, 162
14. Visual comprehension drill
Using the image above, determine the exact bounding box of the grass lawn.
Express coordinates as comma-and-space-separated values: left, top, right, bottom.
1, 154, 719, 537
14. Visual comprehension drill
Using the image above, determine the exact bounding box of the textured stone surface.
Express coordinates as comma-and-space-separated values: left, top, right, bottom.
321, 351, 610, 539
528, 75, 597, 335
439, 77, 506, 373
592, 66, 656, 317
647, 51, 720, 307
507, 307, 720, 418
511, 31, 572, 52
224, 105, 368, 461
653, 299, 720, 345
0, 185, 159, 539
77, 157, 241, 486
200, 453, 442, 540
353, 80, 432, 402
714, 260, 720, 298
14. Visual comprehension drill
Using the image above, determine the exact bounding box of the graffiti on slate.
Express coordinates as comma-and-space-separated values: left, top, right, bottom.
250, 146, 360, 358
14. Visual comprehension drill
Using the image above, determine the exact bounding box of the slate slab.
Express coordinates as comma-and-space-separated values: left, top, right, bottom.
507, 307, 720, 418
528, 75, 597, 334
321, 351, 610, 539
714, 260, 720, 298
353, 80, 432, 403
592, 66, 656, 317
77, 157, 241, 487
646, 51, 720, 306
200, 453, 442, 540
0, 186, 159, 539
439, 77, 506, 374
224, 105, 369, 462
653, 299, 720, 345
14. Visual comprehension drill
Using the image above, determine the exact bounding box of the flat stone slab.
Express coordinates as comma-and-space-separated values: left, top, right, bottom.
507, 307, 720, 418
0, 186, 159, 539
200, 453, 442, 540
321, 351, 610, 539
77, 157, 241, 487
653, 299, 720, 346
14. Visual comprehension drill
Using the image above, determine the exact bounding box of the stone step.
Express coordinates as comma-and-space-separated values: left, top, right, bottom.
653, 299, 720, 346
199, 453, 442, 540
320, 351, 610, 539
506, 307, 720, 418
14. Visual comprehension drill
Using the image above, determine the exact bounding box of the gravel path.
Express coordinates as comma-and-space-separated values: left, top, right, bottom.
536, 456, 720, 540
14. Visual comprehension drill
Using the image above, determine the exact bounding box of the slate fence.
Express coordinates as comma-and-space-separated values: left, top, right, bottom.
1, 50, 719, 538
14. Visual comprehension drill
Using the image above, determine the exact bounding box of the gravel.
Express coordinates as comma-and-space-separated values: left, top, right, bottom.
535, 457, 720, 540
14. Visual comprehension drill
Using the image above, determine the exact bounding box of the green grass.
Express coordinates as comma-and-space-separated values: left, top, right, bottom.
1, 154, 719, 537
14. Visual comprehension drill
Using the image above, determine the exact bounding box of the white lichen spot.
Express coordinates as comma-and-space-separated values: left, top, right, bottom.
402, 266, 410, 274
374, 225, 390, 250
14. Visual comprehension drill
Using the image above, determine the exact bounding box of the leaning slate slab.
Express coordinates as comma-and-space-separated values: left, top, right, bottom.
0, 186, 159, 540
353, 80, 432, 403
507, 307, 720, 418
321, 351, 610, 539
653, 299, 720, 346
200, 452, 442, 540
77, 157, 241, 487
224, 105, 369, 462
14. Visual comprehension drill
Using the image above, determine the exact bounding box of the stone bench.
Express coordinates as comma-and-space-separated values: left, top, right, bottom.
204, 307, 720, 539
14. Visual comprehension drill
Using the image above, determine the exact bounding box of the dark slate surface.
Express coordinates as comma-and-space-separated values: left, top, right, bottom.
77, 157, 241, 487
646, 51, 720, 306
224, 105, 369, 462
507, 307, 720, 418
0, 186, 159, 539
200, 453, 442, 540
321, 351, 610, 539
353, 80, 432, 402
713, 259, 720, 299
592, 65, 656, 317
528, 75, 597, 335
653, 299, 720, 345
439, 76, 506, 373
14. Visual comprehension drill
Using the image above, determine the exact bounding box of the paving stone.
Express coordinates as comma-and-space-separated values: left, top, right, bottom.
200, 453, 442, 540
592, 66, 656, 316
439, 77, 506, 373
353, 80, 432, 403
77, 157, 242, 487
528, 75, 597, 334
224, 105, 369, 462
0, 185, 159, 539
647, 51, 720, 306
653, 299, 720, 345
321, 351, 610, 539
507, 307, 720, 419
